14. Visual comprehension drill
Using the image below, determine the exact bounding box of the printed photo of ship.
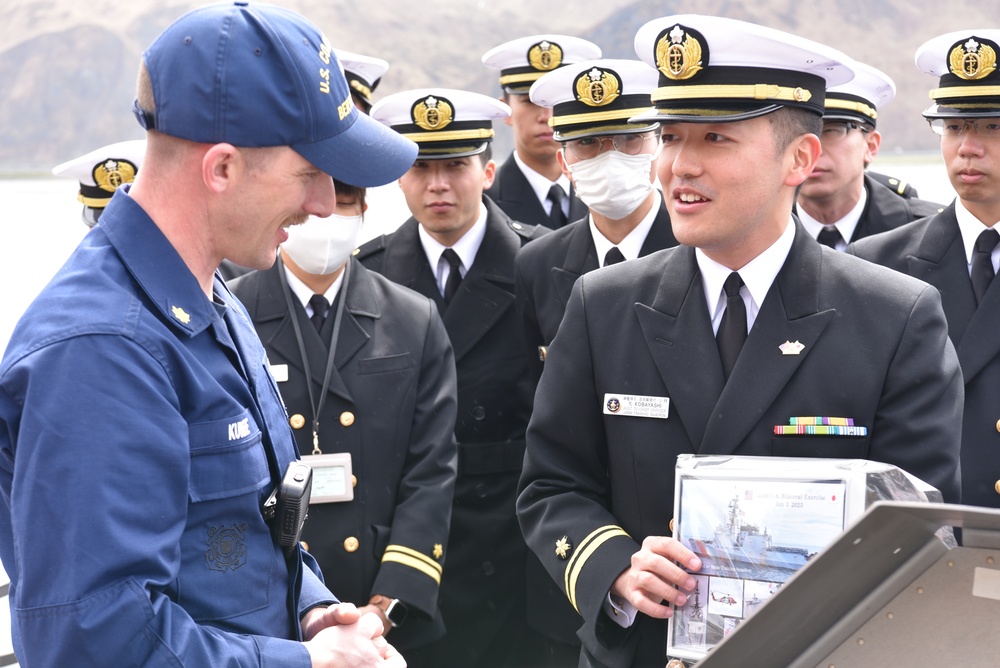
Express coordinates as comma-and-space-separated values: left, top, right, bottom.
678, 479, 847, 581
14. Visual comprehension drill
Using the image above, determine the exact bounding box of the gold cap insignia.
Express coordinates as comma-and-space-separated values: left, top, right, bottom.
575, 67, 622, 107
555, 536, 572, 559
779, 340, 805, 356
433, 543, 443, 560
529, 40, 563, 72
949, 37, 997, 81
656, 24, 704, 81
171, 306, 191, 324
93, 159, 138, 193
413, 95, 453, 131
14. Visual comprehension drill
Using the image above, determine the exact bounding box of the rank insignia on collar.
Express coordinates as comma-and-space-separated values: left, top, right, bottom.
555, 535, 572, 559
412, 95, 453, 131
779, 340, 805, 355
433, 543, 443, 560
171, 305, 191, 324
528, 40, 563, 72
656, 24, 705, 81
949, 37, 997, 81
576, 67, 622, 107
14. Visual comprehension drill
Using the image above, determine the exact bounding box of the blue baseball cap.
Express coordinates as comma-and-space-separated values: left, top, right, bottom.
133, 1, 416, 187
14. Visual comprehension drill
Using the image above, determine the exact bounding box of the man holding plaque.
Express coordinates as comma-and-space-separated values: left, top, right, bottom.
517, 15, 962, 668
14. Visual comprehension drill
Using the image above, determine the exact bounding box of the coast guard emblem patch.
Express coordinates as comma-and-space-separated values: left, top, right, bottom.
206, 523, 248, 572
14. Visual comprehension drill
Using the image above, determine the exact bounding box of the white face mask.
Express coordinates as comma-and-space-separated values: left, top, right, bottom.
281, 213, 364, 276
567, 149, 655, 220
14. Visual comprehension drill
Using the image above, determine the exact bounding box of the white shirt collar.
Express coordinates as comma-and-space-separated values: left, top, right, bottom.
697, 217, 796, 334
955, 198, 1000, 267
282, 261, 345, 315
589, 190, 662, 267
796, 186, 867, 251
513, 150, 571, 216
417, 202, 489, 294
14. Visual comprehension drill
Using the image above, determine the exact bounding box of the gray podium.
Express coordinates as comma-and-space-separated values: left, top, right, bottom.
690, 502, 1000, 667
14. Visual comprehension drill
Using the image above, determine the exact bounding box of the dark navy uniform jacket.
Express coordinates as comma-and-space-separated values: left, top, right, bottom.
0, 189, 331, 666
519, 223, 961, 667
230, 258, 458, 651
357, 196, 548, 667
850, 202, 1000, 508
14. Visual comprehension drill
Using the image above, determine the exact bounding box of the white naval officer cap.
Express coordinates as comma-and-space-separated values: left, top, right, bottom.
916, 29, 1000, 118
529, 59, 659, 140
335, 48, 390, 111
482, 34, 602, 94
824, 60, 895, 127
371, 88, 510, 160
51, 139, 146, 227
631, 14, 854, 124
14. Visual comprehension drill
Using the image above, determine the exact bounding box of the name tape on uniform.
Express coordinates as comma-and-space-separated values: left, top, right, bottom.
603, 394, 669, 419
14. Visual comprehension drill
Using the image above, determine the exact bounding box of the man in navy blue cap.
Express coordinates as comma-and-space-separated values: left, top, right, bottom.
517, 15, 961, 667
0, 2, 416, 667
851, 29, 1000, 510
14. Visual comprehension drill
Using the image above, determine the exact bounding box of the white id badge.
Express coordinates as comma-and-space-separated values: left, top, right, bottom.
300, 453, 353, 503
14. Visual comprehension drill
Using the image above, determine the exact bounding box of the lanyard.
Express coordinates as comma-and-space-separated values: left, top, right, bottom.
277, 256, 351, 454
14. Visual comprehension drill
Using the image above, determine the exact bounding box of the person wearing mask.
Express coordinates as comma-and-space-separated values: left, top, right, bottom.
229, 179, 458, 663
516, 58, 678, 387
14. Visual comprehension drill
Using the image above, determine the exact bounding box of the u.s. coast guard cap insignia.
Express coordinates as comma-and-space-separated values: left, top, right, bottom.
171, 305, 191, 324
576, 67, 622, 107
655, 24, 707, 81
917, 30, 1000, 118
372, 88, 510, 159
949, 37, 998, 81
412, 95, 454, 131
632, 14, 853, 124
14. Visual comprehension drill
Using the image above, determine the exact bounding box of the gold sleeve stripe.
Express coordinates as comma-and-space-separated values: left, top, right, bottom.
564, 525, 630, 613
652, 83, 812, 103
382, 544, 444, 574
400, 128, 495, 143
825, 99, 877, 120
930, 85, 1000, 100
382, 552, 442, 584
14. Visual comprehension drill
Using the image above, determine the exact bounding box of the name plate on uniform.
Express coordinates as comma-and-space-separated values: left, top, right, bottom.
299, 453, 353, 503
603, 393, 670, 419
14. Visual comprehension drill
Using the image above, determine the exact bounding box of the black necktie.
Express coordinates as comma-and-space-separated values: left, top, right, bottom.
604, 247, 626, 266
308, 294, 329, 332
716, 272, 747, 382
817, 226, 842, 249
442, 248, 463, 304
971, 228, 1000, 305
547, 185, 567, 228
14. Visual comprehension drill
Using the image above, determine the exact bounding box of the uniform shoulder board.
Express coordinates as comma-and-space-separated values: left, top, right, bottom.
507, 218, 546, 241
353, 235, 387, 260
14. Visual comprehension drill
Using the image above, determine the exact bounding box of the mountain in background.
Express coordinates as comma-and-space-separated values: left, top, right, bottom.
0, 0, 993, 171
